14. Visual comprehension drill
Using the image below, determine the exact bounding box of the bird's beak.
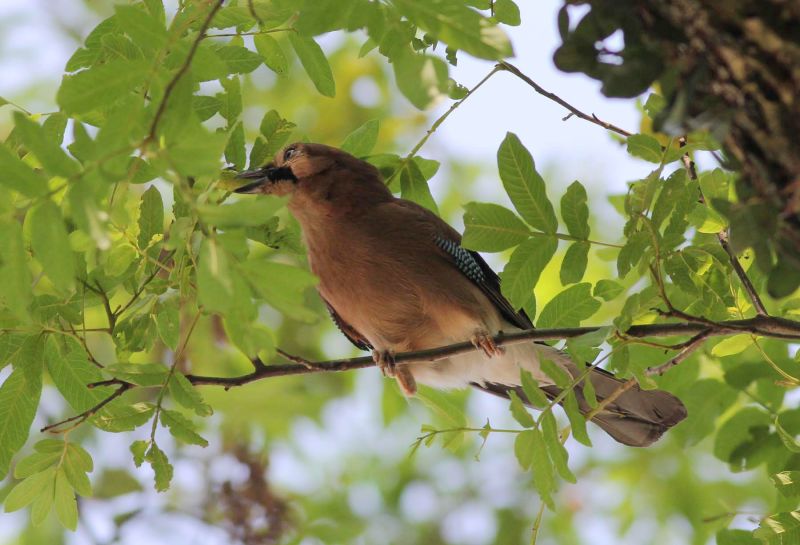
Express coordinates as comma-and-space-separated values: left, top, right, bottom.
234, 165, 297, 194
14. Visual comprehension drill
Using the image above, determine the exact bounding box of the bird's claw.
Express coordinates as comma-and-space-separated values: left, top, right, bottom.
372, 349, 397, 377
471, 330, 504, 358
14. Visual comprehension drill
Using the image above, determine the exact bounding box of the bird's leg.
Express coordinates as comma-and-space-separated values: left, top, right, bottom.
372, 349, 417, 395
471, 329, 505, 358
372, 349, 397, 377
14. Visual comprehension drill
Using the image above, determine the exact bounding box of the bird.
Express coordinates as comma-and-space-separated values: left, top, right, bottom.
234, 142, 687, 447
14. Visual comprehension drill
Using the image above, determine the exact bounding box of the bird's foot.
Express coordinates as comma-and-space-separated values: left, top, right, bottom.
471, 330, 504, 358
372, 349, 397, 377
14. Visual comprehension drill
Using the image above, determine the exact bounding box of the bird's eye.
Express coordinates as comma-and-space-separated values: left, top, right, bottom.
283, 147, 297, 161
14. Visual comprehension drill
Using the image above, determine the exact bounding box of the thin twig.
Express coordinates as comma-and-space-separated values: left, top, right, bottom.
146, 0, 223, 142
678, 136, 768, 316
114, 250, 176, 320
384, 65, 502, 187
644, 329, 712, 376
41, 383, 131, 433
498, 61, 633, 138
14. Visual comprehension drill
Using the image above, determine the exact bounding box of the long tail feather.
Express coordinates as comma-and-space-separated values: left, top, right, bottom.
473, 365, 686, 447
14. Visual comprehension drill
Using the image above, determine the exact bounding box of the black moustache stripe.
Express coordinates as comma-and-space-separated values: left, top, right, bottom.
269, 166, 297, 182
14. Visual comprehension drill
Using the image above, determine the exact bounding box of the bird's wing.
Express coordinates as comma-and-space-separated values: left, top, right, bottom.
389, 199, 533, 330
321, 296, 373, 351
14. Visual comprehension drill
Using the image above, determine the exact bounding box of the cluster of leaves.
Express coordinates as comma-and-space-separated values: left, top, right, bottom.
553, 0, 800, 298
0, 0, 525, 535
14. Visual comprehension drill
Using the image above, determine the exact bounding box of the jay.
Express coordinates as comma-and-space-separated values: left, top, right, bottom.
235, 143, 687, 447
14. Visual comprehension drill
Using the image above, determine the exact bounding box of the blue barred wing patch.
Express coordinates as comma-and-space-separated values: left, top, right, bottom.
434, 236, 486, 285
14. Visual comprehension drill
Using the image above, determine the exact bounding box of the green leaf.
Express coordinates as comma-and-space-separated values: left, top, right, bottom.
497, 133, 557, 233
27, 201, 76, 293
500, 237, 557, 309
537, 283, 600, 328
215, 45, 263, 74
63, 443, 92, 497
144, 443, 173, 492
754, 512, 800, 544
399, 160, 438, 214
14, 451, 60, 479
462, 202, 530, 252
253, 34, 288, 75
341, 119, 380, 157
4, 466, 55, 513
0, 338, 44, 479
392, 49, 448, 109
561, 181, 590, 239
166, 120, 227, 177
626, 134, 663, 163
160, 409, 208, 447
493, 0, 521, 25
514, 429, 535, 470
54, 469, 78, 530
540, 358, 570, 389
198, 196, 286, 228
13, 112, 79, 177
528, 427, 556, 508
130, 440, 148, 467
711, 334, 752, 357
238, 259, 319, 322
713, 407, 770, 470
0, 220, 33, 321
773, 471, 800, 498
45, 337, 107, 414
114, 4, 167, 53
137, 186, 164, 249
155, 298, 180, 351
593, 279, 624, 301
520, 369, 549, 408
416, 386, 466, 428
168, 372, 213, 417
57, 59, 149, 115
560, 241, 589, 285
563, 391, 591, 446
0, 143, 48, 197
541, 411, 575, 483
392, 0, 513, 60
508, 390, 535, 427
224, 121, 246, 170
288, 34, 335, 97
197, 238, 235, 314
643, 93, 666, 119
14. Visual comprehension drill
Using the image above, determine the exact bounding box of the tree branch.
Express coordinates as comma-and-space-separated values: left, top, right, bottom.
185, 316, 800, 389
497, 61, 633, 138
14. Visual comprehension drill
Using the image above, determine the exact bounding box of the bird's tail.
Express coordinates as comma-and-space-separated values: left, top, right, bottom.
475, 362, 686, 447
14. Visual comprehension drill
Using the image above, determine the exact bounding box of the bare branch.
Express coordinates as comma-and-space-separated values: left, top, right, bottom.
185, 316, 800, 389
498, 61, 633, 138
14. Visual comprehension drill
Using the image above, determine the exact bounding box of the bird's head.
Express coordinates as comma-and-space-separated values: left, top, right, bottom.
234, 143, 390, 212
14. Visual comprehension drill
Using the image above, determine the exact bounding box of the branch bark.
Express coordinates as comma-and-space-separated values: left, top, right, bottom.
185, 316, 800, 389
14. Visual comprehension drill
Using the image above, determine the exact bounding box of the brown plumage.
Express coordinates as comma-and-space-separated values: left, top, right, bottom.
235, 143, 687, 447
